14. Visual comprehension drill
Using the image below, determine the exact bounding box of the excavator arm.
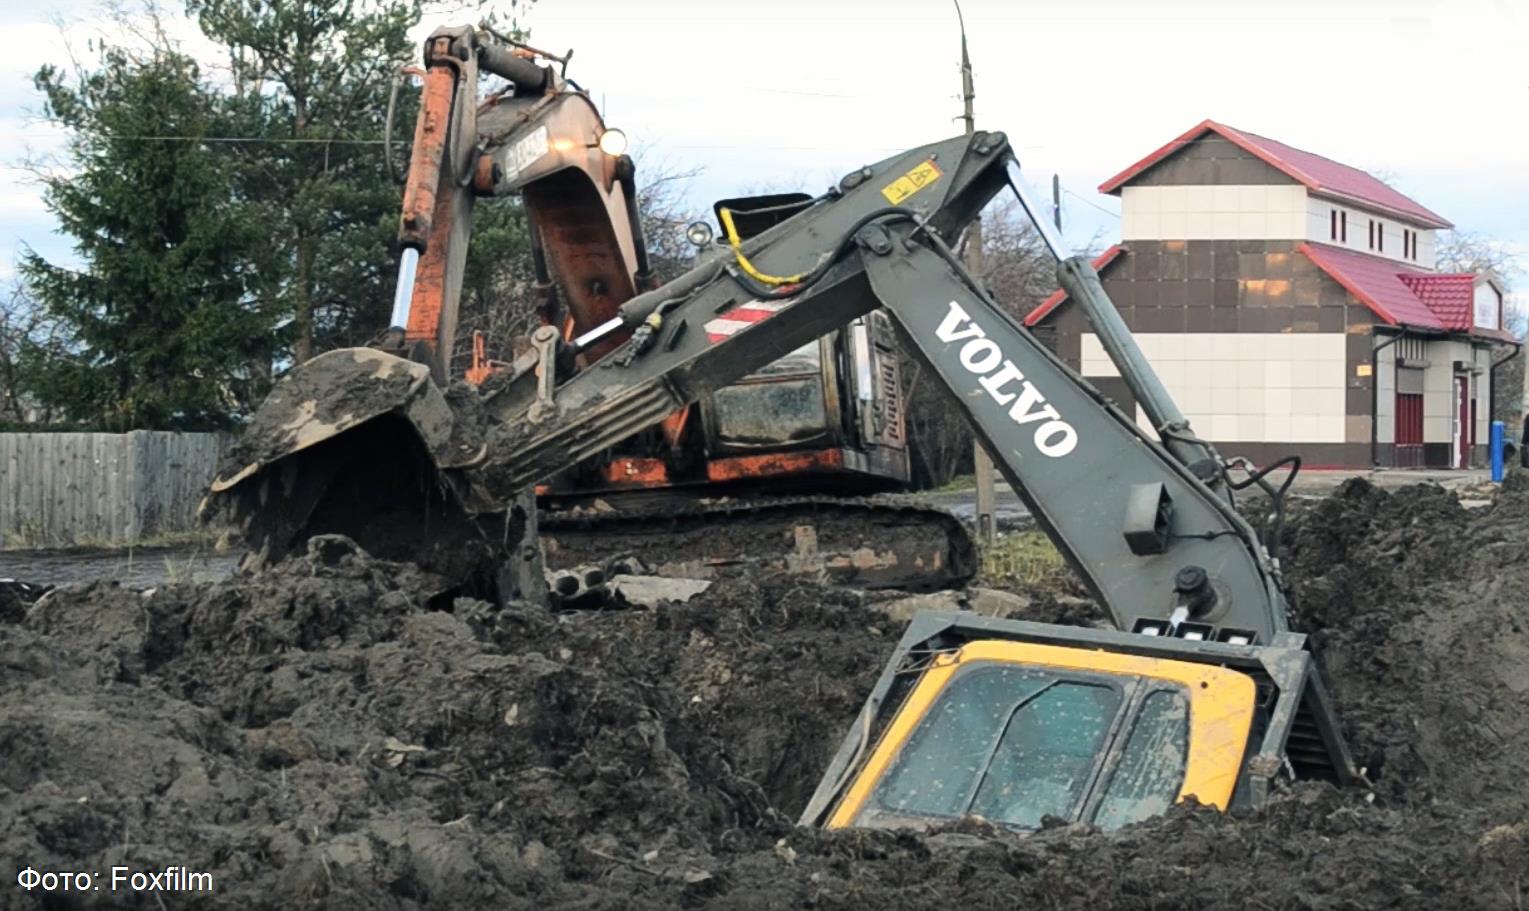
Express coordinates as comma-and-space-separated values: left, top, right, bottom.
218, 127, 1296, 637
384, 24, 649, 380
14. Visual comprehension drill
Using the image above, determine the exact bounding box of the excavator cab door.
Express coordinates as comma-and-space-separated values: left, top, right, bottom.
803, 611, 1355, 831
843, 310, 907, 453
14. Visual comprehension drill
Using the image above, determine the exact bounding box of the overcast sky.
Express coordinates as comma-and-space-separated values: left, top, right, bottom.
4, 0, 1527, 307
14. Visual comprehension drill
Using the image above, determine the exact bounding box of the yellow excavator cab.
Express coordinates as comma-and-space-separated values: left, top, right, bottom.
825, 640, 1257, 831
801, 611, 1359, 831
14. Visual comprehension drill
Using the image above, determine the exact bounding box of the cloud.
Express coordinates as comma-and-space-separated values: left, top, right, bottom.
5, 0, 1525, 275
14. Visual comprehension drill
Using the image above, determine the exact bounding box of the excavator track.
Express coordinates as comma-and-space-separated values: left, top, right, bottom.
539, 493, 978, 592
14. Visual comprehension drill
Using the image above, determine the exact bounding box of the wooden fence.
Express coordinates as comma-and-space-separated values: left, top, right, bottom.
0, 431, 227, 548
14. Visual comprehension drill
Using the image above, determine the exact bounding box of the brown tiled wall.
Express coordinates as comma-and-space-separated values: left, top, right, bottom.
1127, 137, 1296, 188
1037, 240, 1383, 467
1044, 241, 1376, 361
1213, 441, 1374, 468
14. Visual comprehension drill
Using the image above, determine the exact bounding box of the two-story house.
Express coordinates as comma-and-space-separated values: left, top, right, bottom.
1025, 119, 1517, 468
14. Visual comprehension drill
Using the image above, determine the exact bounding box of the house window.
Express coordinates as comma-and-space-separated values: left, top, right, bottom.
1340, 211, 1347, 242
1330, 209, 1338, 240
1368, 220, 1375, 249
1377, 221, 1384, 252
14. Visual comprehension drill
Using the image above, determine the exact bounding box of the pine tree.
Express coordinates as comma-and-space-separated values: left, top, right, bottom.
189, 0, 423, 361
19, 47, 279, 430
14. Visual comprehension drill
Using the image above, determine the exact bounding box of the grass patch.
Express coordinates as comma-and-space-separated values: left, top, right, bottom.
933, 473, 976, 493
979, 531, 1075, 592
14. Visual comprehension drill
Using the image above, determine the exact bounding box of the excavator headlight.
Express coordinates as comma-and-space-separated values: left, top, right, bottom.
597, 128, 628, 157
686, 221, 715, 248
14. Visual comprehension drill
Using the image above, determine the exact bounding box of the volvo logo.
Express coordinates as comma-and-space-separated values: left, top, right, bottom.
934, 301, 1079, 458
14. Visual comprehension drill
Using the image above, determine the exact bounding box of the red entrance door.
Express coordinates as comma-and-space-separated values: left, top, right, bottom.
1395, 392, 1423, 467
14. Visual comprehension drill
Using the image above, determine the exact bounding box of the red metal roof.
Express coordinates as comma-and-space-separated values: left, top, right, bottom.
1098, 119, 1453, 230
1026, 241, 1515, 343
1021, 245, 1124, 327
1398, 273, 1475, 331
1297, 242, 1437, 327
1298, 243, 1515, 340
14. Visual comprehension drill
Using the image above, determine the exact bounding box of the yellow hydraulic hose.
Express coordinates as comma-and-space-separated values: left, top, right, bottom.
718, 207, 806, 286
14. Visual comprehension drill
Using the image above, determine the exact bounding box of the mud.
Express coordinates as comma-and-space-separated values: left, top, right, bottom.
3, 477, 1529, 909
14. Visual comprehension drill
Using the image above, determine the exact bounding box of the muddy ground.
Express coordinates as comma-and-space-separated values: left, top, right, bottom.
3, 476, 1528, 909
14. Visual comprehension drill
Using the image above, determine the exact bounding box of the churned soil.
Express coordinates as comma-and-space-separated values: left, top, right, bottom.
3, 475, 1528, 909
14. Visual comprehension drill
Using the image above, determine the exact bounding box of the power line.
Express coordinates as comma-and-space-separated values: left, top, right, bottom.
739, 86, 862, 98
0, 131, 386, 145
115, 134, 386, 145
1062, 185, 1119, 219
667, 143, 910, 153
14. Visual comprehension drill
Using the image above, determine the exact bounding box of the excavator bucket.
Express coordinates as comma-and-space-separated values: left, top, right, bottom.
212, 348, 452, 494
206, 348, 541, 598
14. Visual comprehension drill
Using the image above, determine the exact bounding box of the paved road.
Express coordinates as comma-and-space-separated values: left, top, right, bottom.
0, 546, 241, 589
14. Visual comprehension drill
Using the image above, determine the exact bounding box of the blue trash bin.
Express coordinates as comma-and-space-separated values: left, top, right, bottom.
1491, 421, 1505, 483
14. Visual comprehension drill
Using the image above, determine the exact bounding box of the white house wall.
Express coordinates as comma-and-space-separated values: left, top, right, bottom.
1419, 339, 1485, 445
1080, 332, 1347, 443
1375, 342, 1396, 445
1470, 344, 1491, 446
1120, 185, 1308, 241
1302, 196, 1436, 269
1473, 282, 1502, 330
1122, 185, 1438, 270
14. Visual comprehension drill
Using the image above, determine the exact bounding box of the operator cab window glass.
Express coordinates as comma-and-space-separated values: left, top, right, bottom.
861, 666, 1054, 824
968, 682, 1118, 828
1091, 689, 1189, 829
748, 340, 821, 378
860, 666, 1120, 829
712, 341, 828, 445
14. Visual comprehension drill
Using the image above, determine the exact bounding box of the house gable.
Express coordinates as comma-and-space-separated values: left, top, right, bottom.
1124, 134, 1295, 188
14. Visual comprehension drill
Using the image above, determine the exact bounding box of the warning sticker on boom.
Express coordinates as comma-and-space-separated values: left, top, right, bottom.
880, 160, 943, 204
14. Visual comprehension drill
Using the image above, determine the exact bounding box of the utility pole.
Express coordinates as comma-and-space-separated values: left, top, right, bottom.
1052, 174, 1063, 232
954, 0, 997, 546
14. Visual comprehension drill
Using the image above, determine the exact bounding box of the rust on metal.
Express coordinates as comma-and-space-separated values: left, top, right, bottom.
405, 174, 459, 347
398, 64, 456, 249
705, 449, 846, 483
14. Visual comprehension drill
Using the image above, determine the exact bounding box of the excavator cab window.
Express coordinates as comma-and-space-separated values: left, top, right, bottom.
1093, 689, 1190, 828
969, 680, 1119, 827
825, 640, 1255, 832
862, 665, 1058, 822
855, 664, 1122, 829
707, 341, 833, 448
711, 193, 815, 240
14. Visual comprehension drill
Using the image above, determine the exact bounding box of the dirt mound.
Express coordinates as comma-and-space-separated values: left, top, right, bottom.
3, 479, 1529, 909
1282, 474, 1529, 811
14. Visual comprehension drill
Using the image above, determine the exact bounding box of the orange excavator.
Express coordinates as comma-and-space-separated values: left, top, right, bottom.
295, 25, 974, 590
